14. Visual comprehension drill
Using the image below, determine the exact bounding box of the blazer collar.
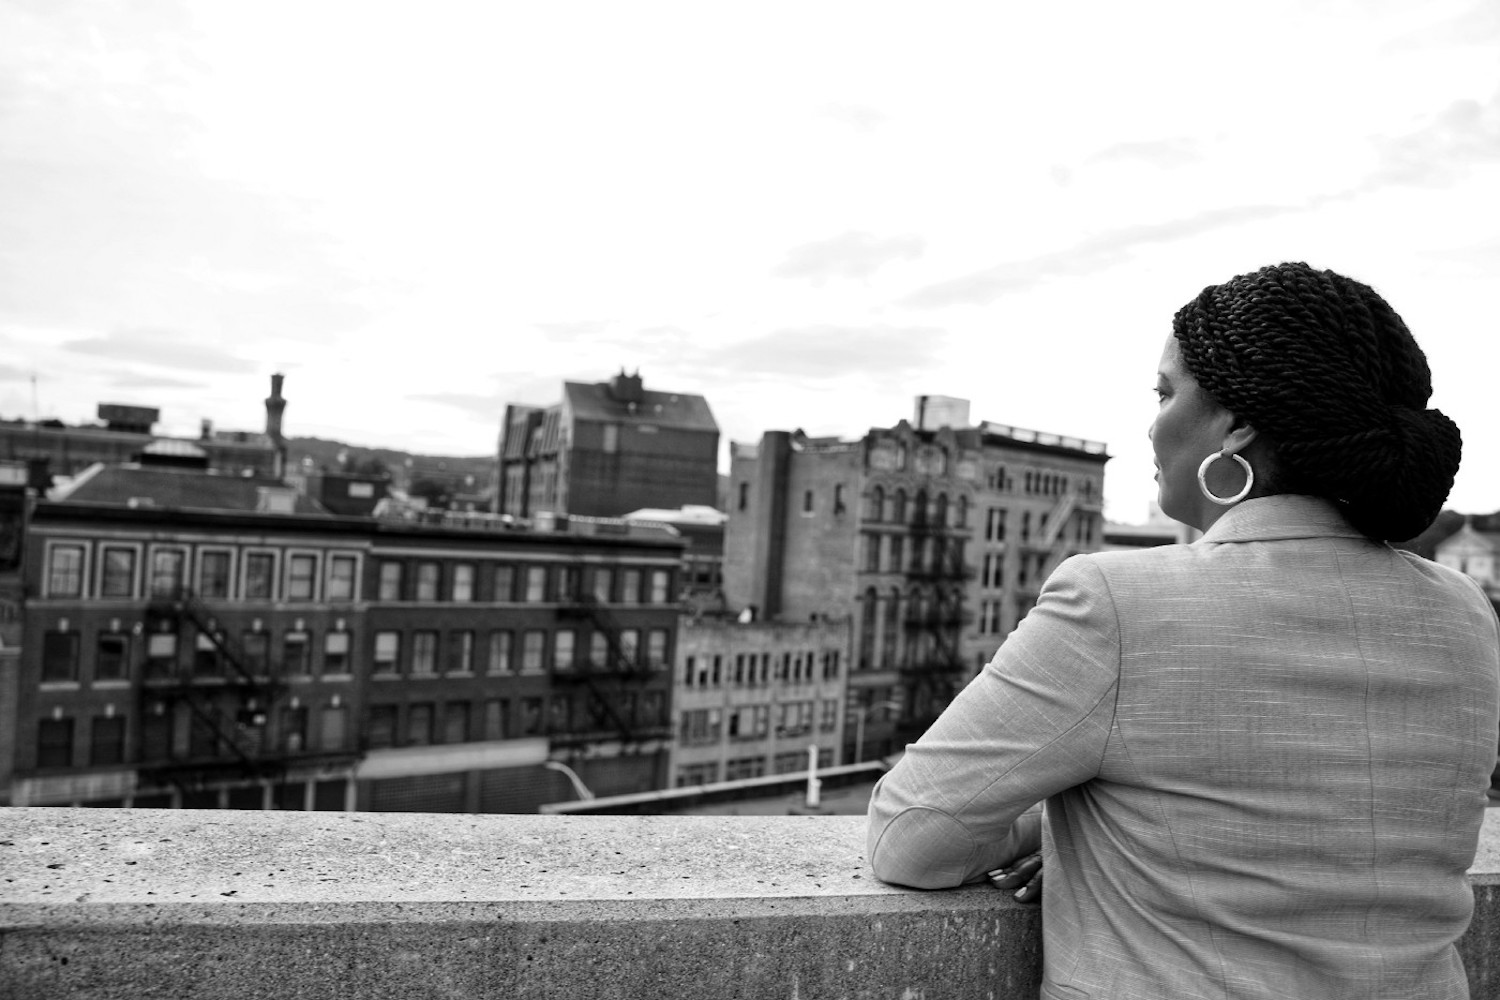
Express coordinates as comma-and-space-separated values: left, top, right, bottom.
1195, 494, 1366, 544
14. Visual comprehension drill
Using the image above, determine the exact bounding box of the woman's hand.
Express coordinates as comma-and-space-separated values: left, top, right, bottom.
988, 853, 1043, 904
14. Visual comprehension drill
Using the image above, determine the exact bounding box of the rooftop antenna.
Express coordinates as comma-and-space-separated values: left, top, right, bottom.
30, 372, 38, 422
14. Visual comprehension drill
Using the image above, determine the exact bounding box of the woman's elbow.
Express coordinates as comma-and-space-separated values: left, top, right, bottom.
866, 807, 974, 889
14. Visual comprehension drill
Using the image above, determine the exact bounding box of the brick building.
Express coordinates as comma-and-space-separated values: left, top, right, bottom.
671, 615, 849, 788
498, 371, 719, 519
6, 459, 685, 812
724, 397, 1108, 762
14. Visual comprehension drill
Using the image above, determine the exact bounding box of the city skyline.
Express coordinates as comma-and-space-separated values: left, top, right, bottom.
3, 2, 1498, 524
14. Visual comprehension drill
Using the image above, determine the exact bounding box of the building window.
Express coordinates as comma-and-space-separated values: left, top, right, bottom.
282, 631, 310, 676
820, 699, 839, 731
487, 630, 513, 675
406, 703, 434, 746
149, 549, 186, 598
590, 632, 610, 669
373, 631, 400, 675
648, 570, 670, 604
367, 705, 398, 748
677, 762, 719, 787
323, 631, 350, 675
287, 554, 317, 601
281, 705, 308, 752
36, 717, 74, 769
554, 565, 579, 602
447, 630, 474, 674
416, 562, 440, 601
524, 566, 547, 602
90, 715, 126, 766
602, 423, 619, 453
198, 550, 232, 599
327, 555, 357, 601
803, 489, 814, 514
99, 546, 137, 598
618, 629, 640, 668
737, 482, 748, 511
492, 564, 515, 601
484, 699, 509, 739
411, 631, 438, 675
521, 630, 546, 674
865, 486, 883, 522
621, 569, 642, 604
891, 490, 907, 523
520, 697, 544, 735
241, 631, 269, 675
47, 544, 86, 597
378, 561, 403, 601
726, 756, 765, 781
680, 709, 722, 745
443, 702, 470, 744
41, 631, 81, 683
451, 563, 475, 602
592, 567, 613, 603
244, 552, 276, 600
144, 632, 179, 680
96, 633, 131, 682
319, 705, 348, 751
553, 630, 576, 673
193, 633, 222, 678
646, 629, 668, 670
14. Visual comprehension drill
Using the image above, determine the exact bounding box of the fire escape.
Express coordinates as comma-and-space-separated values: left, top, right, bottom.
900, 493, 970, 738
136, 588, 288, 796
552, 587, 671, 754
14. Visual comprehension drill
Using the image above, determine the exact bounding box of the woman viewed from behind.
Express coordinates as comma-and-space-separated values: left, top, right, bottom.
866, 262, 1500, 999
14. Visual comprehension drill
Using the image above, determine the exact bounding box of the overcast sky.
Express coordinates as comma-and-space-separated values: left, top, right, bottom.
3, 1, 1498, 523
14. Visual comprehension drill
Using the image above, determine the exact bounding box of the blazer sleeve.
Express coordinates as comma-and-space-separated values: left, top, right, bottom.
866, 553, 1121, 889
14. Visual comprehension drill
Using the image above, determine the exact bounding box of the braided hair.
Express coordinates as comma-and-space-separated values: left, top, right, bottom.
1172, 262, 1461, 542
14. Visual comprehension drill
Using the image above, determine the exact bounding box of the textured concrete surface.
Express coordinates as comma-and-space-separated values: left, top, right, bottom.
4, 807, 1500, 998
0, 808, 1040, 999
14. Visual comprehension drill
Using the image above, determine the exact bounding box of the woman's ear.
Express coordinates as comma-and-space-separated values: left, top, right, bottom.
1220, 417, 1258, 458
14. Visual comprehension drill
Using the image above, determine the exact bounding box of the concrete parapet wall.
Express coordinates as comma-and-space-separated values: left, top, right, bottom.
3, 807, 1500, 999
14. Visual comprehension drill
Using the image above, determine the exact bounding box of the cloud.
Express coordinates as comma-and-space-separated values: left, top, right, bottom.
1366, 90, 1500, 188
407, 390, 505, 421
62, 327, 246, 373
772, 231, 926, 282
900, 204, 1300, 308
535, 320, 613, 341
818, 103, 887, 132
1083, 137, 1204, 169
698, 324, 947, 378
105, 373, 204, 390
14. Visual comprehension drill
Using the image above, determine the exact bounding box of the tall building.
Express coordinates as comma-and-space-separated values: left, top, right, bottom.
498, 370, 719, 519
7, 457, 685, 811
724, 398, 1108, 762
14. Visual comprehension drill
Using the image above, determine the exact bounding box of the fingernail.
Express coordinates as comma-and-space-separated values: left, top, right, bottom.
1015, 886, 1029, 899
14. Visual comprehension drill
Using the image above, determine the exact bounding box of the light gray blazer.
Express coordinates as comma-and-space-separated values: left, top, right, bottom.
867, 495, 1500, 1000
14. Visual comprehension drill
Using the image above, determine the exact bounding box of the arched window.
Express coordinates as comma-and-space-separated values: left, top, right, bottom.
955, 495, 969, 528
934, 493, 949, 528
865, 485, 884, 522
891, 489, 907, 524
913, 489, 929, 527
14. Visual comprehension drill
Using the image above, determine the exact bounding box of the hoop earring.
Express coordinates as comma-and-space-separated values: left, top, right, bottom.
1197, 450, 1253, 506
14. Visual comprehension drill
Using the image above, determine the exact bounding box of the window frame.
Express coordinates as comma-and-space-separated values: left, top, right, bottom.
197, 546, 235, 600
97, 543, 141, 599
44, 542, 88, 598
242, 549, 279, 601
284, 550, 320, 602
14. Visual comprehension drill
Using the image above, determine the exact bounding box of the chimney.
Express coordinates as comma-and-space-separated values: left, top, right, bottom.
607, 369, 645, 405
264, 373, 288, 479
265, 374, 287, 441
200, 418, 213, 441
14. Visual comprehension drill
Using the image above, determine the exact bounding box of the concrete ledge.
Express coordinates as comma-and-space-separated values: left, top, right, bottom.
3, 808, 1500, 998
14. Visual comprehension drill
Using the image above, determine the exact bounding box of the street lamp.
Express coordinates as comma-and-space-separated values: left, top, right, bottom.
543, 760, 595, 801
852, 700, 903, 765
